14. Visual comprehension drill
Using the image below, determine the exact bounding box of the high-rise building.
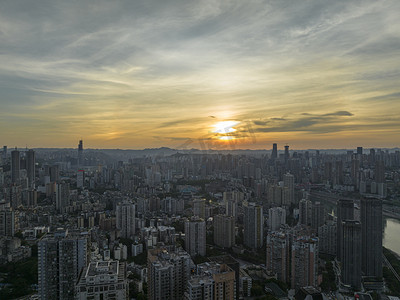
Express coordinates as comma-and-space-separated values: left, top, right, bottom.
284, 145, 290, 162
357, 147, 363, 156
75, 260, 128, 300
299, 199, 312, 226
185, 217, 206, 256
271, 143, 278, 160
116, 201, 136, 239
266, 231, 289, 282
268, 207, 286, 231
56, 182, 70, 214
361, 198, 382, 277
26, 149, 35, 189
291, 236, 318, 290
188, 262, 235, 300
0, 207, 15, 237
11, 148, 20, 183
336, 199, 354, 262
2, 146, 6, 161
283, 173, 295, 204
49, 165, 60, 183
192, 198, 206, 219
243, 202, 264, 249
77, 170, 84, 188
38, 229, 88, 300
341, 220, 361, 290
147, 248, 193, 300
311, 202, 325, 230
78, 140, 83, 166
318, 220, 336, 256
213, 215, 235, 248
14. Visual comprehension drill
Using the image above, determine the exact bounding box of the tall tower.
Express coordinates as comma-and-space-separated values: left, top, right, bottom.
243, 202, 264, 248
27, 149, 35, 189
336, 199, 354, 262
361, 198, 382, 277
341, 220, 361, 290
11, 148, 20, 183
284, 145, 289, 162
185, 217, 206, 256
116, 201, 136, 239
78, 140, 83, 166
271, 143, 278, 160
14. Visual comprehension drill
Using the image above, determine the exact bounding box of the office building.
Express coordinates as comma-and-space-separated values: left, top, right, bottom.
213, 215, 235, 248
147, 248, 193, 300
76, 260, 128, 300
271, 143, 278, 160
116, 201, 136, 239
78, 140, 83, 166
361, 198, 382, 277
38, 229, 88, 300
185, 217, 206, 256
337, 199, 354, 262
341, 220, 361, 290
284, 145, 290, 162
243, 202, 264, 249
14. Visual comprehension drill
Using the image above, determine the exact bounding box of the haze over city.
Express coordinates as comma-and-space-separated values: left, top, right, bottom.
1, 0, 400, 149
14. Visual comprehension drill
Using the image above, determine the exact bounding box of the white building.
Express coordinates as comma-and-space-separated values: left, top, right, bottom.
75, 260, 128, 300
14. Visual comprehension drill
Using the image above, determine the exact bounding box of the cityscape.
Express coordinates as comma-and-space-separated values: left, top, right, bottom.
1, 0, 400, 300
0, 143, 399, 299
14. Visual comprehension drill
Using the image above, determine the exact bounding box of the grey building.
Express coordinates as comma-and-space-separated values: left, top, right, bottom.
243, 202, 263, 249
361, 198, 382, 277
38, 229, 88, 300
213, 215, 235, 248
341, 220, 361, 290
185, 217, 206, 256
336, 199, 354, 262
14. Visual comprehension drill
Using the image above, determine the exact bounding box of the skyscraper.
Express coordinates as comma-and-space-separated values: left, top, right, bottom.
336, 199, 354, 262
299, 199, 312, 226
38, 230, 88, 300
268, 207, 286, 231
361, 198, 382, 277
283, 173, 295, 204
213, 215, 235, 248
78, 139, 83, 166
192, 198, 206, 219
341, 220, 361, 290
243, 202, 264, 248
284, 145, 290, 162
185, 217, 206, 256
271, 143, 278, 160
26, 149, 35, 189
116, 201, 136, 239
11, 148, 20, 183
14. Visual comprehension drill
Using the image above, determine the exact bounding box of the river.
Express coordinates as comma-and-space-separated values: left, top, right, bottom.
383, 218, 400, 256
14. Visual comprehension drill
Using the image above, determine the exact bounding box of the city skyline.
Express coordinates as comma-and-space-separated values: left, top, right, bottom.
1, 1, 400, 149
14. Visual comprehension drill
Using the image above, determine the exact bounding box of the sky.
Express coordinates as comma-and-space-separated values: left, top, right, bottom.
1, 0, 400, 150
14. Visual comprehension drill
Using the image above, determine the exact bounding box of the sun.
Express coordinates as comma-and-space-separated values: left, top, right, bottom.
212, 121, 239, 134
212, 121, 240, 141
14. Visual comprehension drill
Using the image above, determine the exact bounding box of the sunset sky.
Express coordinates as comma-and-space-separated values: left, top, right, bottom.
1, 0, 400, 150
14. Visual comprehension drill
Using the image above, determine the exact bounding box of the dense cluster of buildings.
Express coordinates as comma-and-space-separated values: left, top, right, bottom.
0, 142, 399, 299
